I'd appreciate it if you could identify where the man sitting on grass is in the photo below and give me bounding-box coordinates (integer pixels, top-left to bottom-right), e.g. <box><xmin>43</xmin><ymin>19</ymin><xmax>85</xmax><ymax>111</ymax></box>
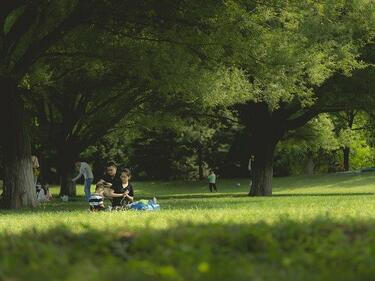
<box><xmin>96</xmin><ymin>161</ymin><xmax>124</xmax><ymax>206</ymax></box>
<box><xmin>96</xmin><ymin>162</ymin><xmax>134</xmax><ymax>208</ymax></box>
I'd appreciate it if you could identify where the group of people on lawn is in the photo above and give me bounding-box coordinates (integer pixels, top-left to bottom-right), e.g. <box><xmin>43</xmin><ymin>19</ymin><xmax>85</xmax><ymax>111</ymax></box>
<box><xmin>33</xmin><ymin>155</ymin><xmax>221</xmax><ymax>210</ymax></box>
<box><xmin>72</xmin><ymin>161</ymin><xmax>134</xmax><ymax>211</ymax></box>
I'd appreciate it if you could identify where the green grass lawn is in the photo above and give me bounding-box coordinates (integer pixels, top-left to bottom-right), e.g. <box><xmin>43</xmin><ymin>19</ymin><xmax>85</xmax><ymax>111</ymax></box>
<box><xmin>1</xmin><ymin>173</ymin><xmax>375</xmax><ymax>281</ymax></box>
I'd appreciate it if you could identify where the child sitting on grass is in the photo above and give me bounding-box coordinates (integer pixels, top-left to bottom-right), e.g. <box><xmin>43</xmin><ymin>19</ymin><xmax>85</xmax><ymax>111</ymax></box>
<box><xmin>36</xmin><ymin>183</ymin><xmax>52</xmax><ymax>202</ymax></box>
<box><xmin>88</xmin><ymin>184</ymin><xmax>106</xmax><ymax>211</ymax></box>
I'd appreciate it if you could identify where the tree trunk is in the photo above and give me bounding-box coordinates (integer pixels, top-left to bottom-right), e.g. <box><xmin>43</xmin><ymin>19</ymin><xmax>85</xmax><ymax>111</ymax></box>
<box><xmin>249</xmin><ymin>139</ymin><xmax>276</xmax><ymax>196</ymax></box>
<box><xmin>342</xmin><ymin>111</ymin><xmax>355</xmax><ymax>171</ymax></box>
<box><xmin>57</xmin><ymin>150</ymin><xmax>77</xmax><ymax>196</ymax></box>
<box><xmin>0</xmin><ymin>77</ymin><xmax>37</xmax><ymax>208</ymax></box>
<box><xmin>305</xmin><ymin>154</ymin><xmax>315</xmax><ymax>175</ymax></box>
<box><xmin>60</xmin><ymin>168</ymin><xmax>77</xmax><ymax>197</ymax></box>
<box><xmin>343</xmin><ymin>147</ymin><xmax>350</xmax><ymax>171</ymax></box>
<box><xmin>197</xmin><ymin>146</ymin><xmax>204</xmax><ymax>180</ymax></box>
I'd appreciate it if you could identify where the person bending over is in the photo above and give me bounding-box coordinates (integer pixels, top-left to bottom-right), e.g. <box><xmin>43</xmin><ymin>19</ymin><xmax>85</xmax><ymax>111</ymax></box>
<box><xmin>72</xmin><ymin>161</ymin><xmax>94</xmax><ymax>201</ymax></box>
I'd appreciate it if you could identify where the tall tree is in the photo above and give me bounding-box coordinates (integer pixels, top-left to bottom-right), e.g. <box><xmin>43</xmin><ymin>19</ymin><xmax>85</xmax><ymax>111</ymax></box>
<box><xmin>331</xmin><ymin>110</ymin><xmax>358</xmax><ymax>171</ymax></box>
<box><xmin>193</xmin><ymin>0</ymin><xmax>375</xmax><ymax>195</ymax></box>
<box><xmin>276</xmin><ymin>114</ymin><xmax>339</xmax><ymax>175</ymax></box>
<box><xmin>29</xmin><ymin>58</ymin><xmax>152</xmax><ymax>195</ymax></box>
<box><xmin>0</xmin><ymin>1</ymin><xmax>94</xmax><ymax>208</ymax></box>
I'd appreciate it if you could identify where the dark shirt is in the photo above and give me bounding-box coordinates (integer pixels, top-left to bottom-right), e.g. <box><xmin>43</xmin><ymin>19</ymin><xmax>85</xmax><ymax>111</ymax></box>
<box><xmin>102</xmin><ymin>173</ymin><xmax>122</xmax><ymax>189</ymax></box>
<box><xmin>111</xmin><ymin>182</ymin><xmax>134</xmax><ymax>207</ymax></box>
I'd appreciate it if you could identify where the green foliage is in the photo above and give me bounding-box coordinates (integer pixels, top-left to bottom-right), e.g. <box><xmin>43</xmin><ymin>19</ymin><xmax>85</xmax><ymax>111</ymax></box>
<box><xmin>331</xmin><ymin>111</ymin><xmax>375</xmax><ymax>170</ymax></box>
<box><xmin>275</xmin><ymin>114</ymin><xmax>339</xmax><ymax>175</ymax></box>
<box><xmin>346</xmin><ymin>142</ymin><xmax>375</xmax><ymax>169</ymax></box>
<box><xmin>274</xmin><ymin>110</ymin><xmax>375</xmax><ymax>175</ymax></box>
<box><xmin>197</xmin><ymin>0</ymin><xmax>375</xmax><ymax>109</ymax></box>
<box><xmin>296</xmin><ymin>114</ymin><xmax>339</xmax><ymax>153</ymax></box>
<box><xmin>110</xmin><ymin>111</ymin><xmax>246</xmax><ymax>180</ymax></box>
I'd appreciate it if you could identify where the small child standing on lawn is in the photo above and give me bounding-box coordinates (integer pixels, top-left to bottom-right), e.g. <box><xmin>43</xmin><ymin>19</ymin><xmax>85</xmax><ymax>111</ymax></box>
<box><xmin>208</xmin><ymin>170</ymin><xmax>217</xmax><ymax>192</ymax></box>
<box><xmin>88</xmin><ymin>184</ymin><xmax>105</xmax><ymax>211</ymax></box>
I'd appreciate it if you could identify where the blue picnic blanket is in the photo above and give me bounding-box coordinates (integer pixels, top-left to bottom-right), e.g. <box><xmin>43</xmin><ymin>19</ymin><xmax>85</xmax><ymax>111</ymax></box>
<box><xmin>128</xmin><ymin>199</ymin><xmax>160</xmax><ymax>211</ymax></box>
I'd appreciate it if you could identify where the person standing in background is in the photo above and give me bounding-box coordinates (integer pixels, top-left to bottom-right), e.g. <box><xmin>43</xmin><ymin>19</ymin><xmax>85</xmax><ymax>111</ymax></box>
<box><xmin>248</xmin><ymin>155</ymin><xmax>254</xmax><ymax>186</ymax></box>
<box><xmin>31</xmin><ymin>155</ymin><xmax>40</xmax><ymax>187</ymax></box>
<box><xmin>208</xmin><ymin>170</ymin><xmax>217</xmax><ymax>192</ymax></box>
<box><xmin>72</xmin><ymin>161</ymin><xmax>94</xmax><ymax>201</ymax></box>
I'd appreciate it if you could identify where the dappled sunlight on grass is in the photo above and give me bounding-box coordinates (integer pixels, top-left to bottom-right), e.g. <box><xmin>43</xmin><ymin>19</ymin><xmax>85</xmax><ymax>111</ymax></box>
<box><xmin>273</xmin><ymin>173</ymin><xmax>375</xmax><ymax>192</ymax></box>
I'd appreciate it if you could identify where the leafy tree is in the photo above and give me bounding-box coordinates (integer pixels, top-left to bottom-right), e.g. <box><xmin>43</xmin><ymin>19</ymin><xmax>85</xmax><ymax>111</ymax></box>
<box><xmin>275</xmin><ymin>114</ymin><xmax>339</xmax><ymax>175</ymax></box>
<box><xmin>333</xmin><ymin>111</ymin><xmax>375</xmax><ymax>170</ymax></box>
<box><xmin>194</xmin><ymin>0</ymin><xmax>375</xmax><ymax>195</ymax></box>
<box><xmin>331</xmin><ymin>111</ymin><xmax>364</xmax><ymax>171</ymax></box>
<box><xmin>0</xmin><ymin>1</ymin><xmax>97</xmax><ymax>208</ymax></box>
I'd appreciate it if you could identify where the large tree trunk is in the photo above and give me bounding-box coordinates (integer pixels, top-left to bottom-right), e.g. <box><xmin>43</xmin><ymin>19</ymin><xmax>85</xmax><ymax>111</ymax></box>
<box><xmin>60</xmin><ymin>167</ymin><xmax>76</xmax><ymax>197</ymax></box>
<box><xmin>249</xmin><ymin>139</ymin><xmax>277</xmax><ymax>196</ymax></box>
<box><xmin>57</xmin><ymin>149</ymin><xmax>77</xmax><ymax>196</ymax></box>
<box><xmin>0</xmin><ymin>78</ymin><xmax>37</xmax><ymax>208</ymax></box>
<box><xmin>241</xmin><ymin>102</ymin><xmax>284</xmax><ymax>197</ymax></box>
<box><xmin>239</xmin><ymin>101</ymin><xmax>315</xmax><ymax>196</ymax></box>
<box><xmin>343</xmin><ymin>147</ymin><xmax>350</xmax><ymax>171</ymax></box>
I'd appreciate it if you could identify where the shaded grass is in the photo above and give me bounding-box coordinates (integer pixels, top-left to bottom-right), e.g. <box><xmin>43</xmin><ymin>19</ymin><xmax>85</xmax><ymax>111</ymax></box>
<box><xmin>1</xmin><ymin>220</ymin><xmax>375</xmax><ymax>281</ymax></box>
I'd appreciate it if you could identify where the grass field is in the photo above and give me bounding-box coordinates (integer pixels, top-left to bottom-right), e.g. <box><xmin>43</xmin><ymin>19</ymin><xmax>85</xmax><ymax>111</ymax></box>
<box><xmin>1</xmin><ymin>173</ymin><xmax>375</xmax><ymax>280</ymax></box>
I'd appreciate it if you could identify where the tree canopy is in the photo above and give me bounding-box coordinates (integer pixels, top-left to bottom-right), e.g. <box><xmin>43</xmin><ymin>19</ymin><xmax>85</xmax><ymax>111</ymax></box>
<box><xmin>1</xmin><ymin>0</ymin><xmax>375</xmax><ymax>207</ymax></box>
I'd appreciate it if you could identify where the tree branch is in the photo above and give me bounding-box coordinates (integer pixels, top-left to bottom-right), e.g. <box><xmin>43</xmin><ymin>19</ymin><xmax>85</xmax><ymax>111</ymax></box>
<box><xmin>0</xmin><ymin>0</ymin><xmax>27</xmax><ymax>25</ymax></box>
<box><xmin>4</xmin><ymin>1</ymin><xmax>40</xmax><ymax>60</ymax></box>
<box><xmin>13</xmin><ymin>1</ymin><xmax>91</xmax><ymax>78</ymax></box>
<box><xmin>76</xmin><ymin>91</ymin><xmax>146</xmax><ymax>149</ymax></box>
<box><xmin>285</xmin><ymin>108</ymin><xmax>320</xmax><ymax>130</ymax></box>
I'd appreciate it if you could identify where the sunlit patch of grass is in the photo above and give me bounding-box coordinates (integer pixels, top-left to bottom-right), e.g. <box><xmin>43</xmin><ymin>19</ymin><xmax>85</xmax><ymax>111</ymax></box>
<box><xmin>0</xmin><ymin>172</ymin><xmax>374</xmax><ymax>234</ymax></box>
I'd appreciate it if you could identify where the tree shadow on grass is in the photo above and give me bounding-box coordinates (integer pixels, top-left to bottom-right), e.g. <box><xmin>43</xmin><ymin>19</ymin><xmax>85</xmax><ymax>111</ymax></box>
<box><xmin>273</xmin><ymin>192</ymin><xmax>375</xmax><ymax>197</ymax></box>
<box><xmin>0</xmin><ymin>198</ymin><xmax>89</xmax><ymax>214</ymax></box>
<box><xmin>157</xmin><ymin>193</ymin><xmax>249</xmax><ymax>200</ymax></box>
<box><xmin>158</xmin><ymin>191</ymin><xmax>375</xmax><ymax>200</ymax></box>
<box><xmin>2</xmin><ymin>219</ymin><xmax>375</xmax><ymax>281</ymax></box>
